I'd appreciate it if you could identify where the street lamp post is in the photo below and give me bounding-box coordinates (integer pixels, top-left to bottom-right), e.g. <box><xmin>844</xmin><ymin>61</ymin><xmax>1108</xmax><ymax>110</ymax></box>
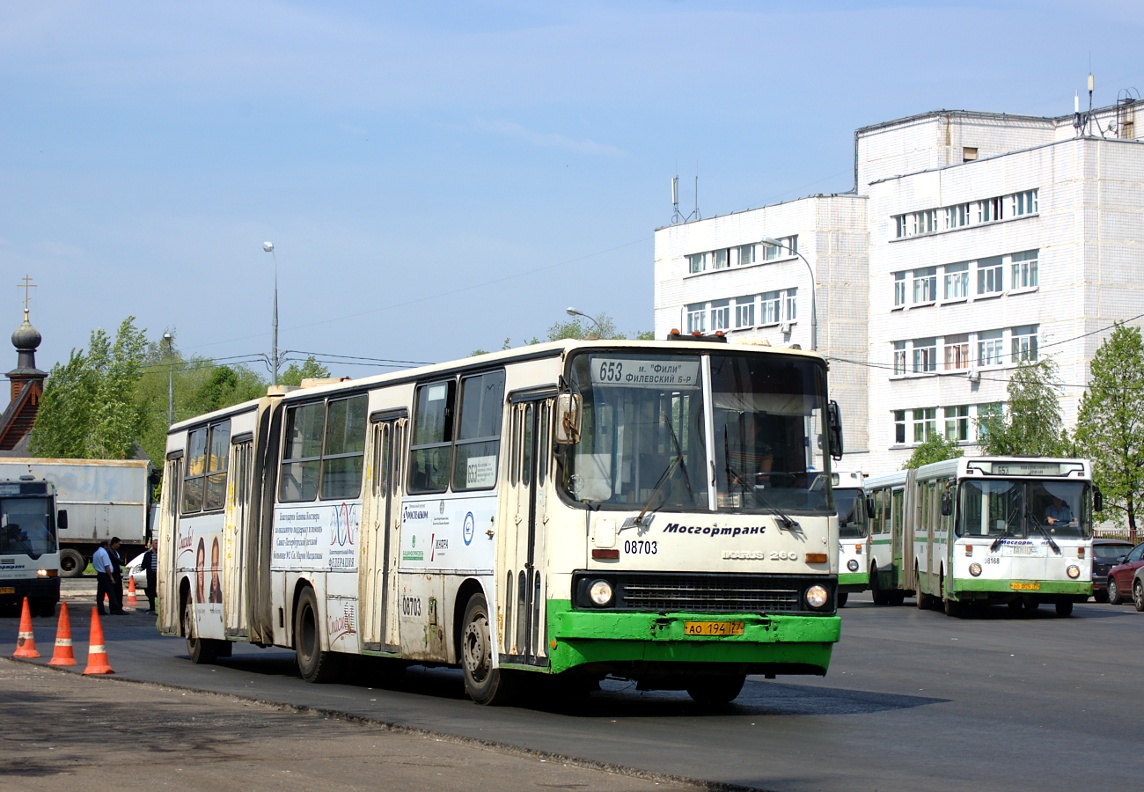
<box><xmin>162</xmin><ymin>332</ymin><xmax>174</xmax><ymax>425</ymax></box>
<box><xmin>760</xmin><ymin>236</ymin><xmax>817</xmax><ymax>352</ymax></box>
<box><xmin>566</xmin><ymin>306</ymin><xmax>604</xmax><ymax>339</ymax></box>
<box><xmin>263</xmin><ymin>242</ymin><xmax>279</xmax><ymax>385</ymax></box>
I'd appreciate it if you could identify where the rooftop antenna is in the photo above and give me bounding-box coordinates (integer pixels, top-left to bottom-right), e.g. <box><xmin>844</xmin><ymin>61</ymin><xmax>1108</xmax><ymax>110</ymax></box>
<box><xmin>669</xmin><ymin>167</ymin><xmax>702</xmax><ymax>225</ymax></box>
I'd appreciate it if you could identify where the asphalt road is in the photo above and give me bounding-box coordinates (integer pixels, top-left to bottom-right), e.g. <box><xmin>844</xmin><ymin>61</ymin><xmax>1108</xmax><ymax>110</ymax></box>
<box><xmin>4</xmin><ymin>579</ymin><xmax>1143</xmax><ymax>792</ymax></box>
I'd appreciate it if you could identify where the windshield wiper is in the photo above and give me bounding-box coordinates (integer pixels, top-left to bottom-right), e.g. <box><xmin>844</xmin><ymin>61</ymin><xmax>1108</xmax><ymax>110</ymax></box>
<box><xmin>990</xmin><ymin>525</ymin><xmax>1014</xmax><ymax>552</ymax></box>
<box><xmin>625</xmin><ymin>419</ymin><xmax>694</xmax><ymax>531</ymax></box>
<box><xmin>1031</xmin><ymin>520</ymin><xmax>1062</xmax><ymax>555</ymax></box>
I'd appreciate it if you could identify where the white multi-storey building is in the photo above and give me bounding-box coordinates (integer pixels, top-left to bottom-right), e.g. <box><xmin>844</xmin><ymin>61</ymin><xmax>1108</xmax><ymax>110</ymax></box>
<box><xmin>654</xmin><ymin>99</ymin><xmax>1144</xmax><ymax>472</ymax></box>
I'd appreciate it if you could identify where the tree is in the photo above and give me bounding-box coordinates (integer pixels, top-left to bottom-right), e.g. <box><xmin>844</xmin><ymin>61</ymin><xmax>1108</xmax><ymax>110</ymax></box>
<box><xmin>903</xmin><ymin>432</ymin><xmax>964</xmax><ymax>469</ymax></box>
<box><xmin>977</xmin><ymin>357</ymin><xmax>1069</xmax><ymax>456</ymax></box>
<box><xmin>280</xmin><ymin>356</ymin><xmax>331</xmax><ymax>387</ymax></box>
<box><xmin>30</xmin><ymin>317</ymin><xmax>149</xmax><ymax>459</ymax></box>
<box><xmin>1075</xmin><ymin>324</ymin><xmax>1144</xmax><ymax>542</ymax></box>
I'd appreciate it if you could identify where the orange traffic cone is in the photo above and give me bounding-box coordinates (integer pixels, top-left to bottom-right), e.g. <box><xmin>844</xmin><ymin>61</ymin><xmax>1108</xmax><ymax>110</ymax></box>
<box><xmin>126</xmin><ymin>575</ymin><xmax>138</xmax><ymax>606</ymax></box>
<box><xmin>12</xmin><ymin>597</ymin><xmax>40</xmax><ymax>659</ymax></box>
<box><xmin>48</xmin><ymin>602</ymin><xmax>77</xmax><ymax>667</ymax></box>
<box><xmin>82</xmin><ymin>607</ymin><xmax>114</xmax><ymax>675</ymax></box>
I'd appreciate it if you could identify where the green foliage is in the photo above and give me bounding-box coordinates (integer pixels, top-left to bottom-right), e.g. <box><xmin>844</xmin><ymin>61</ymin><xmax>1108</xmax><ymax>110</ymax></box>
<box><xmin>903</xmin><ymin>432</ymin><xmax>964</xmax><ymax>470</ymax></box>
<box><xmin>279</xmin><ymin>356</ymin><xmax>331</xmax><ymax>387</ymax></box>
<box><xmin>547</xmin><ymin>312</ymin><xmax>620</xmax><ymax>341</ymax></box>
<box><xmin>1075</xmin><ymin>324</ymin><xmax>1144</xmax><ymax>541</ymax></box>
<box><xmin>30</xmin><ymin>317</ymin><xmax>149</xmax><ymax>459</ymax></box>
<box><xmin>977</xmin><ymin>357</ymin><xmax>1069</xmax><ymax>456</ymax></box>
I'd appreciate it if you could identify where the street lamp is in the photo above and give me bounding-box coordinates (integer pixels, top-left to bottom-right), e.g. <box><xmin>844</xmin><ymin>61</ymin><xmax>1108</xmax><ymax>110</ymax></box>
<box><xmin>760</xmin><ymin>236</ymin><xmax>817</xmax><ymax>352</ymax></box>
<box><xmin>566</xmin><ymin>306</ymin><xmax>604</xmax><ymax>339</ymax></box>
<box><xmin>263</xmin><ymin>241</ymin><xmax>279</xmax><ymax>385</ymax></box>
<box><xmin>162</xmin><ymin>332</ymin><xmax>174</xmax><ymax>425</ymax></box>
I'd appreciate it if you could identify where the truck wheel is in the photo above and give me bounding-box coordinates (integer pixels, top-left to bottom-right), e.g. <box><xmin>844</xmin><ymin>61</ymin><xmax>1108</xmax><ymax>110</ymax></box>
<box><xmin>59</xmin><ymin>549</ymin><xmax>86</xmax><ymax>578</ymax></box>
<box><xmin>460</xmin><ymin>593</ymin><xmax>514</xmax><ymax>705</ymax></box>
<box><xmin>185</xmin><ymin>599</ymin><xmax>219</xmax><ymax>664</ymax></box>
<box><xmin>295</xmin><ymin>587</ymin><xmax>343</xmax><ymax>683</ymax></box>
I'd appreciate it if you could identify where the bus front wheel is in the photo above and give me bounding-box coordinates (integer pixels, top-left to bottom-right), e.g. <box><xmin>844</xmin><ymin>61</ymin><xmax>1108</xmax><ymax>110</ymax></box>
<box><xmin>687</xmin><ymin>673</ymin><xmax>746</xmax><ymax>706</ymax></box>
<box><xmin>294</xmin><ymin>587</ymin><xmax>343</xmax><ymax>683</ymax></box>
<box><xmin>460</xmin><ymin>593</ymin><xmax>513</xmax><ymax>705</ymax></box>
<box><xmin>185</xmin><ymin>599</ymin><xmax>219</xmax><ymax>664</ymax></box>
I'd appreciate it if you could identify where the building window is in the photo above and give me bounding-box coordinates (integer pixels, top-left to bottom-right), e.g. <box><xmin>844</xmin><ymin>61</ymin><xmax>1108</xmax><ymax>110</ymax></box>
<box><xmin>976</xmin><ymin>402</ymin><xmax>1003</xmax><ymax>440</ymax></box>
<box><xmin>783</xmin><ymin>289</ymin><xmax>798</xmax><ymax>322</ymax></box>
<box><xmin>734</xmin><ymin>296</ymin><xmax>755</xmax><ymax>329</ymax></box>
<box><xmin>913</xmin><ymin>268</ymin><xmax>937</xmax><ymax>304</ymax></box>
<box><xmin>977</xmin><ymin>256</ymin><xmax>1004</xmax><ymax>295</ymax></box>
<box><xmin>944</xmin><ymin>263</ymin><xmax>969</xmax><ymax>300</ymax></box>
<box><xmin>914</xmin><ymin>210</ymin><xmax>937</xmax><ymax>235</ymax></box>
<box><xmin>912</xmin><ymin>338</ymin><xmax>937</xmax><ymax>374</ymax></box>
<box><xmin>945</xmin><ymin>405</ymin><xmax>969</xmax><ymax>442</ymax></box>
<box><xmin>1011</xmin><ymin>250</ymin><xmax>1038</xmax><ymax>289</ymax></box>
<box><xmin>894</xmin><ymin>272</ymin><xmax>906</xmax><ymax>307</ymax></box>
<box><xmin>1011</xmin><ymin>189</ymin><xmax>1039</xmax><ymax>217</ymax></box>
<box><xmin>963</xmin><ymin>147</ymin><xmax>978</xmax><ymax>162</ymax></box>
<box><xmin>893</xmin><ymin>341</ymin><xmax>906</xmax><ymax>375</ymax></box>
<box><xmin>912</xmin><ymin>408</ymin><xmax>937</xmax><ymax>443</ymax></box>
<box><xmin>978</xmin><ymin>330</ymin><xmax>1004</xmax><ymax>367</ymax></box>
<box><xmin>760</xmin><ymin>291</ymin><xmax>781</xmax><ymax>325</ymax></box>
<box><xmin>894</xmin><ymin>410</ymin><xmax>906</xmax><ymax>444</ymax></box>
<box><xmin>1012</xmin><ymin>324</ymin><xmax>1038</xmax><ymax>363</ymax></box>
<box><xmin>944</xmin><ymin>334</ymin><xmax>970</xmax><ymax>370</ymax></box>
<box><xmin>687</xmin><ymin>253</ymin><xmax>705</xmax><ymax>274</ymax></box>
<box><xmin>945</xmin><ymin>204</ymin><xmax>970</xmax><ymax>229</ymax></box>
<box><xmin>761</xmin><ymin>235</ymin><xmax>797</xmax><ymax>260</ymax></box>
<box><xmin>977</xmin><ymin>196</ymin><xmax>1004</xmax><ymax>223</ymax></box>
<box><xmin>737</xmin><ymin>244</ymin><xmax>756</xmax><ymax>267</ymax></box>
<box><xmin>894</xmin><ymin>215</ymin><xmax>908</xmax><ymax>239</ymax></box>
<box><xmin>711</xmin><ymin>249</ymin><xmax>729</xmax><ymax>270</ymax></box>
<box><xmin>711</xmin><ymin>300</ymin><xmax>730</xmax><ymax>332</ymax></box>
<box><xmin>686</xmin><ymin>303</ymin><xmax>706</xmax><ymax>334</ymax></box>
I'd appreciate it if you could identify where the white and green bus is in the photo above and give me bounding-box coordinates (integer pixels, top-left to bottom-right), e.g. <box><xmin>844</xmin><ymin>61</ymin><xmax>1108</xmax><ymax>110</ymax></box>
<box><xmin>865</xmin><ymin>456</ymin><xmax>1098</xmax><ymax>617</ymax></box>
<box><xmin>157</xmin><ymin>337</ymin><xmax>844</xmax><ymax>704</ymax></box>
<box><xmin>834</xmin><ymin>469</ymin><xmax>875</xmax><ymax>607</ymax></box>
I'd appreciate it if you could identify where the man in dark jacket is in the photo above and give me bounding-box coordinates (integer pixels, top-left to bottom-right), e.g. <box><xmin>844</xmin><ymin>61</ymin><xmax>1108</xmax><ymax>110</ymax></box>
<box><xmin>141</xmin><ymin>538</ymin><xmax>158</xmax><ymax>613</ymax></box>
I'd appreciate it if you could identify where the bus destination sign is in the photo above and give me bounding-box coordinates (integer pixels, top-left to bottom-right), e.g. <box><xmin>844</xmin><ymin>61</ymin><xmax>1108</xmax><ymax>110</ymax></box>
<box><xmin>590</xmin><ymin>357</ymin><xmax>700</xmax><ymax>389</ymax></box>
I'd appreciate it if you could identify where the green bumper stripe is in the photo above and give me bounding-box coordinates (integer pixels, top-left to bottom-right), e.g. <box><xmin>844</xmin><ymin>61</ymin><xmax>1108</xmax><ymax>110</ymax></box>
<box><xmin>838</xmin><ymin>572</ymin><xmax>868</xmax><ymax>587</ymax></box>
<box><xmin>544</xmin><ymin>600</ymin><xmax>840</xmax><ymax>675</ymax></box>
<box><xmin>953</xmin><ymin>579</ymin><xmax>1092</xmax><ymax>595</ymax></box>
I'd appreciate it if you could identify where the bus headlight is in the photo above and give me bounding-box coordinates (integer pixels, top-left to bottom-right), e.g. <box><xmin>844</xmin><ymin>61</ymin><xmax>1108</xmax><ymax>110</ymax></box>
<box><xmin>969</xmin><ymin>563</ymin><xmax>982</xmax><ymax>577</ymax></box>
<box><xmin>1067</xmin><ymin>565</ymin><xmax>1080</xmax><ymax>580</ymax></box>
<box><xmin>588</xmin><ymin>579</ymin><xmax>614</xmax><ymax>606</ymax></box>
<box><xmin>806</xmin><ymin>585</ymin><xmax>829</xmax><ymax>609</ymax></box>
<box><xmin>847</xmin><ymin>560</ymin><xmax>859</xmax><ymax>572</ymax></box>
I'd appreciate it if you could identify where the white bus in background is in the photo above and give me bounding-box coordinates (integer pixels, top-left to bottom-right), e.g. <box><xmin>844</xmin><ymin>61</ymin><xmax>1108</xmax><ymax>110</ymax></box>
<box><xmin>865</xmin><ymin>457</ymin><xmax>1098</xmax><ymax>617</ymax></box>
<box><xmin>156</xmin><ymin>337</ymin><xmax>846</xmax><ymax>705</ymax></box>
<box><xmin>834</xmin><ymin>469</ymin><xmax>874</xmax><ymax>607</ymax></box>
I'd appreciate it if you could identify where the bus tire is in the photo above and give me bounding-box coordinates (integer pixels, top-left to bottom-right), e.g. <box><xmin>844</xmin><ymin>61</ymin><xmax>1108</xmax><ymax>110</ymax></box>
<box><xmin>888</xmin><ymin>591</ymin><xmax>906</xmax><ymax>606</ymax></box>
<box><xmin>870</xmin><ymin>565</ymin><xmax>890</xmax><ymax>606</ymax></box>
<box><xmin>185</xmin><ymin>599</ymin><xmax>219</xmax><ymax>665</ymax></box>
<box><xmin>837</xmin><ymin>592</ymin><xmax>849</xmax><ymax>608</ymax></box>
<box><xmin>294</xmin><ymin>587</ymin><xmax>343</xmax><ymax>683</ymax></box>
<box><xmin>941</xmin><ymin>573</ymin><xmax>961</xmax><ymax>617</ymax></box>
<box><xmin>59</xmin><ymin>549</ymin><xmax>86</xmax><ymax>578</ymax></box>
<box><xmin>915</xmin><ymin>565</ymin><xmax>932</xmax><ymax>610</ymax></box>
<box><xmin>1056</xmin><ymin>600</ymin><xmax>1075</xmax><ymax>617</ymax></box>
<box><xmin>687</xmin><ymin>673</ymin><xmax>746</xmax><ymax>706</ymax></box>
<box><xmin>1108</xmin><ymin>578</ymin><xmax>1123</xmax><ymax>605</ymax></box>
<box><xmin>460</xmin><ymin>592</ymin><xmax>513</xmax><ymax>705</ymax></box>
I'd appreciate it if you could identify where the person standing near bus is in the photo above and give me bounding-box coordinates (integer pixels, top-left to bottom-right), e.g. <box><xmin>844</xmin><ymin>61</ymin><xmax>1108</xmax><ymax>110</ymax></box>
<box><xmin>92</xmin><ymin>540</ymin><xmax>117</xmax><ymax>616</ymax></box>
<box><xmin>108</xmin><ymin>536</ymin><xmax>126</xmax><ymax>614</ymax></box>
<box><xmin>141</xmin><ymin>538</ymin><xmax>159</xmax><ymax>613</ymax></box>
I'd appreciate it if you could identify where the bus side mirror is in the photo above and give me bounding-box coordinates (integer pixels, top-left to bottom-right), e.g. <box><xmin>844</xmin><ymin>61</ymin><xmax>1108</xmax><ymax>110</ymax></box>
<box><xmin>554</xmin><ymin>393</ymin><xmax>582</xmax><ymax>444</ymax></box>
<box><xmin>827</xmin><ymin>400</ymin><xmax>843</xmax><ymax>461</ymax></box>
<box><xmin>1094</xmin><ymin>487</ymin><xmax>1103</xmax><ymax>513</ymax></box>
<box><xmin>940</xmin><ymin>491</ymin><xmax>953</xmax><ymax>517</ymax></box>
<box><xmin>56</xmin><ymin>510</ymin><xmax>68</xmax><ymax>531</ymax></box>
<box><xmin>866</xmin><ymin>495</ymin><xmax>876</xmax><ymax>520</ymax></box>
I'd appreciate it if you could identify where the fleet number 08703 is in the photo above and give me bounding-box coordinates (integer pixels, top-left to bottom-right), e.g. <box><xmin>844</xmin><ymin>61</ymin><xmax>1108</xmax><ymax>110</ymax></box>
<box><xmin>624</xmin><ymin>540</ymin><xmax>658</xmax><ymax>555</ymax></box>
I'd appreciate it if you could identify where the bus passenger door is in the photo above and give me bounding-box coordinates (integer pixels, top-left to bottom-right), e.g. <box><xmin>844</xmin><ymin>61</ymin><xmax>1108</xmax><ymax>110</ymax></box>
<box><xmin>500</xmin><ymin>396</ymin><xmax>551</xmax><ymax>667</ymax></box>
<box><xmin>223</xmin><ymin>438</ymin><xmax>253</xmax><ymax>638</ymax></box>
<box><xmin>362</xmin><ymin>414</ymin><xmax>404</xmax><ymax>651</ymax></box>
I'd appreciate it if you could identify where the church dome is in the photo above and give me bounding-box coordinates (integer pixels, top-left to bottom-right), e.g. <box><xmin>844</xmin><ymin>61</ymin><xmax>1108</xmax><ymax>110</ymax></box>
<box><xmin>11</xmin><ymin>314</ymin><xmax>41</xmax><ymax>351</ymax></box>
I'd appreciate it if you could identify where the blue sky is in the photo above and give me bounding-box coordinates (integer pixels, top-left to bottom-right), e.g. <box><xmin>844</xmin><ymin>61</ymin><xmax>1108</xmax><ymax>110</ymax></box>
<box><xmin>3</xmin><ymin>1</ymin><xmax>1144</xmax><ymax>380</ymax></box>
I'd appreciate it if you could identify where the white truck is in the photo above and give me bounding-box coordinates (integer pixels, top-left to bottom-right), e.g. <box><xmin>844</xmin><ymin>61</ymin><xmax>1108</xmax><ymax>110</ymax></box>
<box><xmin>0</xmin><ymin>458</ymin><xmax>155</xmax><ymax>577</ymax></box>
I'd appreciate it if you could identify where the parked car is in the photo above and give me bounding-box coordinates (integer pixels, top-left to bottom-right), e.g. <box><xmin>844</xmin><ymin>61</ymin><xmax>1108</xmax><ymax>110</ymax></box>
<box><xmin>1107</xmin><ymin>541</ymin><xmax>1144</xmax><ymax>605</ymax></box>
<box><xmin>1134</xmin><ymin>567</ymin><xmax>1144</xmax><ymax>612</ymax></box>
<box><xmin>126</xmin><ymin>552</ymin><xmax>148</xmax><ymax>591</ymax></box>
<box><xmin>1093</xmin><ymin>538</ymin><xmax>1135</xmax><ymax>602</ymax></box>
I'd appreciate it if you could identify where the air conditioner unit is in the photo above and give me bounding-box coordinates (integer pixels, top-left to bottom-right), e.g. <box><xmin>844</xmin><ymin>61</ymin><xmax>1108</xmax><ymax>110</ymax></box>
<box><xmin>967</xmin><ymin>366</ymin><xmax>980</xmax><ymax>383</ymax></box>
<box><xmin>780</xmin><ymin>322</ymin><xmax>791</xmax><ymax>334</ymax></box>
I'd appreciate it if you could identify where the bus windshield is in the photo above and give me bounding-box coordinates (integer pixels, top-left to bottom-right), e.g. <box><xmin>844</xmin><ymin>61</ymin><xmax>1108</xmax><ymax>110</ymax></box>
<box><xmin>562</xmin><ymin>349</ymin><xmax>831</xmax><ymax>514</ymax></box>
<box><xmin>835</xmin><ymin>489</ymin><xmax>869</xmax><ymax>538</ymax></box>
<box><xmin>0</xmin><ymin>497</ymin><xmax>56</xmax><ymax>560</ymax></box>
<box><xmin>956</xmin><ymin>479</ymin><xmax>1092</xmax><ymax>539</ymax></box>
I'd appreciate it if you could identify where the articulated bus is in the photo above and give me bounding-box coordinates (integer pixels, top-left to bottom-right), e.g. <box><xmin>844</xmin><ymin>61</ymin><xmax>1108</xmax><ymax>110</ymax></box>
<box><xmin>865</xmin><ymin>456</ymin><xmax>1098</xmax><ymax>617</ymax></box>
<box><xmin>156</xmin><ymin>337</ymin><xmax>844</xmax><ymax>705</ymax></box>
<box><xmin>834</xmin><ymin>469</ymin><xmax>876</xmax><ymax>607</ymax></box>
